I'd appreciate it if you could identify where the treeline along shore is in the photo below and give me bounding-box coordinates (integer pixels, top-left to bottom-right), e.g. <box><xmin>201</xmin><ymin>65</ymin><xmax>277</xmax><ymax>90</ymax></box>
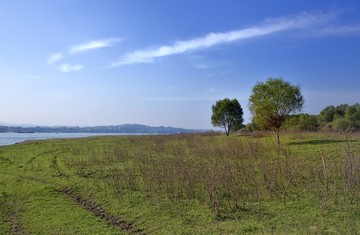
<box><xmin>0</xmin><ymin>124</ymin><xmax>203</xmax><ymax>134</ymax></box>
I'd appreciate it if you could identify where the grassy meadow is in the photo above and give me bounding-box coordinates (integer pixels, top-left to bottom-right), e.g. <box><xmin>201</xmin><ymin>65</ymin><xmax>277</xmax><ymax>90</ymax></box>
<box><xmin>1</xmin><ymin>131</ymin><xmax>360</xmax><ymax>234</ymax></box>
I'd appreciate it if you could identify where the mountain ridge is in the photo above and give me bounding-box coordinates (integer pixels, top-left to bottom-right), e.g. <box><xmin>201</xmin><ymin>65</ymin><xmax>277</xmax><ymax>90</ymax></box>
<box><xmin>0</xmin><ymin>124</ymin><xmax>206</xmax><ymax>134</ymax></box>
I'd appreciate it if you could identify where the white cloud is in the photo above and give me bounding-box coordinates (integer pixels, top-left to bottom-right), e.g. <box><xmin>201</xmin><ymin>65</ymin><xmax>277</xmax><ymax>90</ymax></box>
<box><xmin>58</xmin><ymin>64</ymin><xmax>83</xmax><ymax>72</ymax></box>
<box><xmin>110</xmin><ymin>11</ymin><xmax>334</xmax><ymax>67</ymax></box>
<box><xmin>319</xmin><ymin>24</ymin><xmax>360</xmax><ymax>35</ymax></box>
<box><xmin>47</xmin><ymin>37</ymin><xmax>121</xmax><ymax>71</ymax></box>
<box><xmin>69</xmin><ymin>38</ymin><xmax>121</xmax><ymax>54</ymax></box>
<box><xmin>47</xmin><ymin>52</ymin><xmax>64</xmax><ymax>64</ymax></box>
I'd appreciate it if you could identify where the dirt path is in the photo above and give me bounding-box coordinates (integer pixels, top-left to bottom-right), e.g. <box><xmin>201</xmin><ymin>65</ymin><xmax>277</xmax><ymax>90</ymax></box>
<box><xmin>61</xmin><ymin>188</ymin><xmax>146</xmax><ymax>234</ymax></box>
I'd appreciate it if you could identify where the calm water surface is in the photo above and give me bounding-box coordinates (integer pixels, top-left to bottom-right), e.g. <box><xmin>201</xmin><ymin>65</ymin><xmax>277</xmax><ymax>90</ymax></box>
<box><xmin>0</xmin><ymin>133</ymin><xmax>133</xmax><ymax>146</ymax></box>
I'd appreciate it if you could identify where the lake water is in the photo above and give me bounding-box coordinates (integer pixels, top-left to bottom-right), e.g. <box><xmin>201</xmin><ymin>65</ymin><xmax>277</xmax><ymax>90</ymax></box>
<box><xmin>0</xmin><ymin>133</ymin><xmax>135</xmax><ymax>146</ymax></box>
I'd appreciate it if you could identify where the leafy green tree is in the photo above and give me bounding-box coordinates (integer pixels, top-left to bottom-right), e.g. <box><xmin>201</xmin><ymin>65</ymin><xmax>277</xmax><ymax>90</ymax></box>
<box><xmin>344</xmin><ymin>103</ymin><xmax>360</xmax><ymax>130</ymax></box>
<box><xmin>332</xmin><ymin>117</ymin><xmax>350</xmax><ymax>131</ymax></box>
<box><xmin>245</xmin><ymin>122</ymin><xmax>260</xmax><ymax>132</ymax></box>
<box><xmin>319</xmin><ymin>105</ymin><xmax>336</xmax><ymax>127</ymax></box>
<box><xmin>283</xmin><ymin>114</ymin><xmax>319</xmax><ymax>131</ymax></box>
<box><xmin>319</xmin><ymin>103</ymin><xmax>360</xmax><ymax>131</ymax></box>
<box><xmin>211</xmin><ymin>98</ymin><xmax>244</xmax><ymax>136</ymax></box>
<box><xmin>298</xmin><ymin>114</ymin><xmax>319</xmax><ymax>131</ymax></box>
<box><xmin>334</xmin><ymin>104</ymin><xmax>348</xmax><ymax>119</ymax></box>
<box><xmin>249</xmin><ymin>77</ymin><xmax>304</xmax><ymax>147</ymax></box>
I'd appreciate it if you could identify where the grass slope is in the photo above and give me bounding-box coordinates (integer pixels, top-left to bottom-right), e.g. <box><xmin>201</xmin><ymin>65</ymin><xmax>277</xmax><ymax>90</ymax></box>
<box><xmin>0</xmin><ymin>132</ymin><xmax>360</xmax><ymax>234</ymax></box>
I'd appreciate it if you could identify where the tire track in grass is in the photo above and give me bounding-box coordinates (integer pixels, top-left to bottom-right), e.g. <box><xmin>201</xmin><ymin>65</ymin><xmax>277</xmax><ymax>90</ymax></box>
<box><xmin>8</xmin><ymin>202</ymin><xmax>23</xmax><ymax>235</ymax></box>
<box><xmin>3</xmin><ymin>172</ymin><xmax>145</xmax><ymax>234</ymax></box>
<box><xmin>0</xmin><ymin>179</ymin><xmax>25</xmax><ymax>235</ymax></box>
<box><xmin>1</xmin><ymin>199</ymin><xmax>23</xmax><ymax>235</ymax></box>
<box><xmin>60</xmin><ymin>188</ymin><xmax>146</xmax><ymax>235</ymax></box>
<box><xmin>26</xmin><ymin>148</ymin><xmax>70</xmax><ymax>165</ymax></box>
<box><xmin>3</xmin><ymin>147</ymin><xmax>145</xmax><ymax>234</ymax></box>
<box><xmin>52</xmin><ymin>151</ymin><xmax>145</xmax><ymax>234</ymax></box>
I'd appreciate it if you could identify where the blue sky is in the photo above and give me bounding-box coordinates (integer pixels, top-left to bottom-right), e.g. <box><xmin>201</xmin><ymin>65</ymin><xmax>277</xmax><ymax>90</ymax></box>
<box><xmin>1</xmin><ymin>0</ymin><xmax>360</xmax><ymax>129</ymax></box>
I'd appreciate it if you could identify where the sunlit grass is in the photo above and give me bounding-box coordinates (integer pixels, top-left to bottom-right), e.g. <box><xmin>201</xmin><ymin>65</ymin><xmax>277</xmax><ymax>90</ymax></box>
<box><xmin>1</xmin><ymin>132</ymin><xmax>360</xmax><ymax>234</ymax></box>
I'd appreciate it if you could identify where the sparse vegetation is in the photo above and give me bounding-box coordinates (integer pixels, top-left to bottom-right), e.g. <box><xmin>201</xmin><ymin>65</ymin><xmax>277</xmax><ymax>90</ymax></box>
<box><xmin>1</xmin><ymin>132</ymin><xmax>360</xmax><ymax>234</ymax></box>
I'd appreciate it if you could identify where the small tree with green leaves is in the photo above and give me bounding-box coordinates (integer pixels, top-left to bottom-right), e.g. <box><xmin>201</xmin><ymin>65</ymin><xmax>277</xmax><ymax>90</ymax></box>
<box><xmin>249</xmin><ymin>77</ymin><xmax>304</xmax><ymax>147</ymax></box>
<box><xmin>211</xmin><ymin>98</ymin><xmax>244</xmax><ymax>136</ymax></box>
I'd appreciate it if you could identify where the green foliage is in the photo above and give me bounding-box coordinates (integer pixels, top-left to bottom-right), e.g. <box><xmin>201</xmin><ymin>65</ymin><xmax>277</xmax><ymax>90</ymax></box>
<box><xmin>245</xmin><ymin>122</ymin><xmax>260</xmax><ymax>132</ymax></box>
<box><xmin>298</xmin><ymin>114</ymin><xmax>318</xmax><ymax>131</ymax></box>
<box><xmin>318</xmin><ymin>103</ymin><xmax>360</xmax><ymax>131</ymax></box>
<box><xmin>283</xmin><ymin>114</ymin><xmax>319</xmax><ymax>131</ymax></box>
<box><xmin>332</xmin><ymin>117</ymin><xmax>350</xmax><ymax>131</ymax></box>
<box><xmin>319</xmin><ymin>105</ymin><xmax>336</xmax><ymax>124</ymax></box>
<box><xmin>211</xmin><ymin>98</ymin><xmax>244</xmax><ymax>136</ymax></box>
<box><xmin>271</xmin><ymin>103</ymin><xmax>360</xmax><ymax>132</ymax></box>
<box><xmin>249</xmin><ymin>77</ymin><xmax>304</xmax><ymax>145</ymax></box>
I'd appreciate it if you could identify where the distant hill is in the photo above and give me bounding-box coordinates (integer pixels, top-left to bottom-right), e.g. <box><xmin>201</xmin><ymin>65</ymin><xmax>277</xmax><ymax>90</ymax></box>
<box><xmin>0</xmin><ymin>124</ymin><xmax>205</xmax><ymax>134</ymax></box>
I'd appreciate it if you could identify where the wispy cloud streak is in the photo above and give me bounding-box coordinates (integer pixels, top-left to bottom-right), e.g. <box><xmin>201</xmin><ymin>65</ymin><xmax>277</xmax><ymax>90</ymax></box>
<box><xmin>110</xmin><ymin>11</ymin><xmax>334</xmax><ymax>67</ymax></box>
<box><xmin>47</xmin><ymin>52</ymin><xmax>64</xmax><ymax>64</ymax></box>
<box><xmin>70</xmin><ymin>38</ymin><xmax>121</xmax><ymax>54</ymax></box>
<box><xmin>319</xmin><ymin>24</ymin><xmax>360</xmax><ymax>35</ymax></box>
<box><xmin>58</xmin><ymin>64</ymin><xmax>83</xmax><ymax>72</ymax></box>
<box><xmin>47</xmin><ymin>38</ymin><xmax>121</xmax><ymax>72</ymax></box>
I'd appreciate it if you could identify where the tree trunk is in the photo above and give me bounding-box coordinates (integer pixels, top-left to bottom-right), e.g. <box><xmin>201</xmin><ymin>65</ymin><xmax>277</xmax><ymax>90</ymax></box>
<box><xmin>273</xmin><ymin>128</ymin><xmax>281</xmax><ymax>148</ymax></box>
<box><xmin>224</xmin><ymin>126</ymin><xmax>229</xmax><ymax>136</ymax></box>
<box><xmin>225</xmin><ymin>128</ymin><xmax>230</xmax><ymax>137</ymax></box>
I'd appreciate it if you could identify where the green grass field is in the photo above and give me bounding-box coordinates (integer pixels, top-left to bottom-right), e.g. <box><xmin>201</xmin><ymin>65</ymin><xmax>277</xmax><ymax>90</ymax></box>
<box><xmin>1</xmin><ymin>132</ymin><xmax>360</xmax><ymax>234</ymax></box>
